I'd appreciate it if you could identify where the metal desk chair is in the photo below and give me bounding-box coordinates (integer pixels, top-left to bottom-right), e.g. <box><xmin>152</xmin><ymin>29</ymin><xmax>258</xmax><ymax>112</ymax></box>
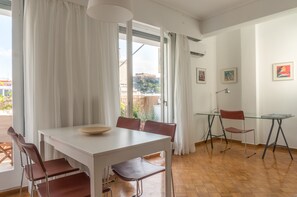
<box><xmin>220</xmin><ymin>110</ymin><xmax>256</xmax><ymax>158</ymax></box>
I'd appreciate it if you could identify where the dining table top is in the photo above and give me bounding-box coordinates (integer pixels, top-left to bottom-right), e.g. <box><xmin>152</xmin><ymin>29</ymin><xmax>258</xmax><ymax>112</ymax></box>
<box><xmin>39</xmin><ymin>124</ymin><xmax>171</xmax><ymax>156</ymax></box>
<box><xmin>39</xmin><ymin>123</ymin><xmax>173</xmax><ymax>197</ymax></box>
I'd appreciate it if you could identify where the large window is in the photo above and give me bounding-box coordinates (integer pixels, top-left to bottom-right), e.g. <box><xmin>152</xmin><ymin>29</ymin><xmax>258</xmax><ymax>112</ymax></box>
<box><xmin>0</xmin><ymin>6</ymin><xmax>13</xmax><ymax>172</ymax></box>
<box><xmin>119</xmin><ymin>22</ymin><xmax>163</xmax><ymax>122</ymax></box>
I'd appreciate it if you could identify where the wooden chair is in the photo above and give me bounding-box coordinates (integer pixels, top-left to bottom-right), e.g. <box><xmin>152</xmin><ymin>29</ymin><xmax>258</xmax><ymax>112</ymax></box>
<box><xmin>116</xmin><ymin>116</ymin><xmax>141</xmax><ymax>130</ymax></box>
<box><xmin>0</xmin><ymin>142</ymin><xmax>12</xmax><ymax>164</ymax></box>
<box><xmin>7</xmin><ymin>127</ymin><xmax>80</xmax><ymax>196</ymax></box>
<box><xmin>220</xmin><ymin>110</ymin><xmax>256</xmax><ymax>158</ymax></box>
<box><xmin>112</xmin><ymin>120</ymin><xmax>176</xmax><ymax>197</ymax></box>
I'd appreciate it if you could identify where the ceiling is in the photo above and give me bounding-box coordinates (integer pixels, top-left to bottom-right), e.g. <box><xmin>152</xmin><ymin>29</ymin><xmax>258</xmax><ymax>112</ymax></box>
<box><xmin>152</xmin><ymin>0</ymin><xmax>259</xmax><ymax>20</ymax></box>
<box><xmin>76</xmin><ymin>0</ymin><xmax>297</xmax><ymax>35</ymax></box>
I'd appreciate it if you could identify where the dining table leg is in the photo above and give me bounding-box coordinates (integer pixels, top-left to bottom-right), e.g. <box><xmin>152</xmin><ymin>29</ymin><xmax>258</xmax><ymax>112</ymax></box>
<box><xmin>165</xmin><ymin>144</ymin><xmax>172</xmax><ymax>197</ymax></box>
<box><xmin>38</xmin><ymin>132</ymin><xmax>45</xmax><ymax>160</ymax></box>
<box><xmin>90</xmin><ymin>158</ymin><xmax>104</xmax><ymax>197</ymax></box>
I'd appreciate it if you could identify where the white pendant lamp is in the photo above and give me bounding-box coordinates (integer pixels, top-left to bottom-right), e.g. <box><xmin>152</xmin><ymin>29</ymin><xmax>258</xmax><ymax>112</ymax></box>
<box><xmin>87</xmin><ymin>0</ymin><xmax>133</xmax><ymax>23</ymax></box>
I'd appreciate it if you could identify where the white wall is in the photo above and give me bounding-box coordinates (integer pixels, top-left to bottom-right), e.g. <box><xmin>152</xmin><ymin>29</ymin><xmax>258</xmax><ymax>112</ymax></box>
<box><xmin>194</xmin><ymin>12</ymin><xmax>297</xmax><ymax>149</ymax></box>
<box><xmin>241</xmin><ymin>25</ymin><xmax>259</xmax><ymax>144</ymax></box>
<box><xmin>215</xmin><ymin>30</ymin><xmax>243</xmax><ymax>142</ymax></box>
<box><xmin>191</xmin><ymin>37</ymin><xmax>217</xmax><ymax>142</ymax></box>
<box><xmin>216</xmin><ymin>30</ymin><xmax>242</xmax><ymax>111</ymax></box>
<box><xmin>257</xmin><ymin>13</ymin><xmax>297</xmax><ymax>148</ymax></box>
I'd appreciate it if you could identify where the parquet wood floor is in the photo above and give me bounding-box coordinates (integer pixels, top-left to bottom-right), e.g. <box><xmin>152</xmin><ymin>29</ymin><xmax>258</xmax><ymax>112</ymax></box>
<box><xmin>4</xmin><ymin>141</ymin><xmax>297</xmax><ymax>197</ymax></box>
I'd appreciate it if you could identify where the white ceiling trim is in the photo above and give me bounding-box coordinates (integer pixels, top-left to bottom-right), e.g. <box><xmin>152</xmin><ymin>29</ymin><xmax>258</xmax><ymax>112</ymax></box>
<box><xmin>201</xmin><ymin>0</ymin><xmax>297</xmax><ymax>35</ymax></box>
<box><xmin>151</xmin><ymin>0</ymin><xmax>259</xmax><ymax>21</ymax></box>
<box><xmin>150</xmin><ymin>0</ymin><xmax>198</xmax><ymax>20</ymax></box>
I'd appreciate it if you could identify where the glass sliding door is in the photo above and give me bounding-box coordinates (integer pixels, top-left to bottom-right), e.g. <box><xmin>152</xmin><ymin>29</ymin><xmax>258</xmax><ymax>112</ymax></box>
<box><xmin>0</xmin><ymin>0</ymin><xmax>24</xmax><ymax>191</ymax></box>
<box><xmin>0</xmin><ymin>6</ymin><xmax>13</xmax><ymax>172</ymax></box>
<box><xmin>119</xmin><ymin>21</ymin><xmax>165</xmax><ymax>122</ymax></box>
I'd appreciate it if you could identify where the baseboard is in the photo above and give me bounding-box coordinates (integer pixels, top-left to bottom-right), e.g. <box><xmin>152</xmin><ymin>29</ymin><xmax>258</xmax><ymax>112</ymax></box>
<box><xmin>200</xmin><ymin>138</ymin><xmax>297</xmax><ymax>153</ymax></box>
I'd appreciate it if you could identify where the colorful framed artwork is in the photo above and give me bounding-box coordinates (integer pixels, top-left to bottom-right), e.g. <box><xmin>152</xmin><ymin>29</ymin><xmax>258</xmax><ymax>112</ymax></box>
<box><xmin>196</xmin><ymin>68</ymin><xmax>206</xmax><ymax>84</ymax></box>
<box><xmin>222</xmin><ymin>68</ymin><xmax>237</xmax><ymax>83</ymax></box>
<box><xmin>272</xmin><ymin>62</ymin><xmax>294</xmax><ymax>81</ymax></box>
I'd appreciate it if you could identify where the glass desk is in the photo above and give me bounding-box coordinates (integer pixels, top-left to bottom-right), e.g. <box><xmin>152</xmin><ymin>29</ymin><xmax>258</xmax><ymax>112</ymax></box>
<box><xmin>196</xmin><ymin>112</ymin><xmax>294</xmax><ymax>159</ymax></box>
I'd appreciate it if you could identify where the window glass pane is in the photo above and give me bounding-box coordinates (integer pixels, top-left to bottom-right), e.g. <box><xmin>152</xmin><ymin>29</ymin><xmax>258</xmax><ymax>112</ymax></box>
<box><xmin>119</xmin><ymin>22</ymin><xmax>161</xmax><ymax>122</ymax></box>
<box><xmin>0</xmin><ymin>13</ymin><xmax>13</xmax><ymax>172</ymax></box>
<box><xmin>132</xmin><ymin>41</ymin><xmax>161</xmax><ymax>121</ymax></box>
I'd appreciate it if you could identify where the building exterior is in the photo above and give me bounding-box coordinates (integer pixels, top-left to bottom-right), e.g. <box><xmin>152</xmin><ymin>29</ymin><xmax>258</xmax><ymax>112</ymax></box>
<box><xmin>0</xmin><ymin>79</ymin><xmax>12</xmax><ymax>97</ymax></box>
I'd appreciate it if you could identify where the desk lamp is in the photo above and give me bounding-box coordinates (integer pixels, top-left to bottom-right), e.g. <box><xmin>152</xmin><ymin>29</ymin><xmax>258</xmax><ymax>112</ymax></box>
<box><xmin>215</xmin><ymin>88</ymin><xmax>230</xmax><ymax>113</ymax></box>
<box><xmin>216</xmin><ymin>88</ymin><xmax>230</xmax><ymax>94</ymax></box>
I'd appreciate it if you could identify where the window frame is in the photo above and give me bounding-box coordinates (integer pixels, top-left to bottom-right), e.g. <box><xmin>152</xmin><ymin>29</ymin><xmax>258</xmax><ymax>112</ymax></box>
<box><xmin>119</xmin><ymin>21</ymin><xmax>167</xmax><ymax>121</ymax></box>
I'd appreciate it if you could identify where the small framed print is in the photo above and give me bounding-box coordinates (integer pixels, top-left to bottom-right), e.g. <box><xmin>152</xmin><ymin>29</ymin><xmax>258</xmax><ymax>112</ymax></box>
<box><xmin>222</xmin><ymin>67</ymin><xmax>237</xmax><ymax>83</ymax></box>
<box><xmin>272</xmin><ymin>62</ymin><xmax>294</xmax><ymax>81</ymax></box>
<box><xmin>196</xmin><ymin>68</ymin><xmax>206</xmax><ymax>84</ymax></box>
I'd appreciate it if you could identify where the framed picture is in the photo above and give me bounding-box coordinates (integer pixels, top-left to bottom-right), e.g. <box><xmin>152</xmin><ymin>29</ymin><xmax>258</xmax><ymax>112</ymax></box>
<box><xmin>272</xmin><ymin>62</ymin><xmax>294</xmax><ymax>81</ymax></box>
<box><xmin>222</xmin><ymin>68</ymin><xmax>237</xmax><ymax>83</ymax></box>
<box><xmin>196</xmin><ymin>68</ymin><xmax>206</xmax><ymax>84</ymax></box>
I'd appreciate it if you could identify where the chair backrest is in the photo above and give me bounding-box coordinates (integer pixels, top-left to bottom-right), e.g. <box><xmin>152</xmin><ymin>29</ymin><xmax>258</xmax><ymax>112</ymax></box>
<box><xmin>17</xmin><ymin>135</ymin><xmax>47</xmax><ymax>176</ymax></box>
<box><xmin>220</xmin><ymin>110</ymin><xmax>245</xmax><ymax>120</ymax></box>
<box><xmin>7</xmin><ymin>127</ymin><xmax>25</xmax><ymax>153</ymax></box>
<box><xmin>143</xmin><ymin>120</ymin><xmax>176</xmax><ymax>142</ymax></box>
<box><xmin>116</xmin><ymin>116</ymin><xmax>141</xmax><ymax>130</ymax></box>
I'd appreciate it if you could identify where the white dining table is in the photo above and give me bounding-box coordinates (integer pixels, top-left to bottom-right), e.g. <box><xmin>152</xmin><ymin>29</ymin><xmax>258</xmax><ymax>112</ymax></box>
<box><xmin>38</xmin><ymin>124</ymin><xmax>172</xmax><ymax>197</ymax></box>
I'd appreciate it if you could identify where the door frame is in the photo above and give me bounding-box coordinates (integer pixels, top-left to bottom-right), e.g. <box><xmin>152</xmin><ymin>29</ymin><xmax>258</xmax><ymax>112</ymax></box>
<box><xmin>122</xmin><ymin>20</ymin><xmax>167</xmax><ymax>122</ymax></box>
<box><xmin>0</xmin><ymin>0</ymin><xmax>25</xmax><ymax>191</ymax></box>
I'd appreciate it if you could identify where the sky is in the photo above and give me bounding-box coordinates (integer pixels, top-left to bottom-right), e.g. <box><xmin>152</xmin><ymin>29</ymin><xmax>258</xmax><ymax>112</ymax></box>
<box><xmin>119</xmin><ymin>39</ymin><xmax>160</xmax><ymax>77</ymax></box>
<box><xmin>0</xmin><ymin>14</ymin><xmax>12</xmax><ymax>80</ymax></box>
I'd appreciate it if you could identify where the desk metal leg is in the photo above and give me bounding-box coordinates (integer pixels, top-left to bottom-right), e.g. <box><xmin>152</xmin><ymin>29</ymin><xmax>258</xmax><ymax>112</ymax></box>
<box><xmin>262</xmin><ymin>119</ymin><xmax>275</xmax><ymax>159</ymax></box>
<box><xmin>272</xmin><ymin>119</ymin><xmax>281</xmax><ymax>152</ymax></box>
<box><xmin>262</xmin><ymin>119</ymin><xmax>293</xmax><ymax>160</ymax></box>
<box><xmin>219</xmin><ymin>116</ymin><xmax>228</xmax><ymax>144</ymax></box>
<box><xmin>205</xmin><ymin>115</ymin><xmax>215</xmax><ymax>149</ymax></box>
<box><xmin>276</xmin><ymin>120</ymin><xmax>293</xmax><ymax>160</ymax></box>
<box><xmin>204</xmin><ymin>115</ymin><xmax>228</xmax><ymax>149</ymax></box>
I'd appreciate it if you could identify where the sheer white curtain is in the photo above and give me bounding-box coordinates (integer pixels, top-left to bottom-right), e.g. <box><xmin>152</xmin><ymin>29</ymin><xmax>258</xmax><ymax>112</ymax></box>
<box><xmin>169</xmin><ymin>33</ymin><xmax>196</xmax><ymax>155</ymax></box>
<box><xmin>23</xmin><ymin>0</ymin><xmax>120</xmax><ymax>145</ymax></box>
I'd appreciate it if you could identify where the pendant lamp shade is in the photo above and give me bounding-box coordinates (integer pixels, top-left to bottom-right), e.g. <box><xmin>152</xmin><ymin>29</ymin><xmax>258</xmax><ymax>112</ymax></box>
<box><xmin>87</xmin><ymin>0</ymin><xmax>133</xmax><ymax>23</ymax></box>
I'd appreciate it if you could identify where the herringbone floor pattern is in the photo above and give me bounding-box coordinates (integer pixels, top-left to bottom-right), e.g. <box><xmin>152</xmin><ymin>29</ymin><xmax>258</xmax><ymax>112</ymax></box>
<box><xmin>4</xmin><ymin>141</ymin><xmax>297</xmax><ymax>197</ymax></box>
